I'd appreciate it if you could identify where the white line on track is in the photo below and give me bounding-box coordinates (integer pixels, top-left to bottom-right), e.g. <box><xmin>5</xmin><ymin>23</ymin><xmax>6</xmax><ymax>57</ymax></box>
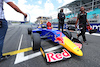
<box><xmin>31</xmin><ymin>41</ymin><xmax>33</xmax><ymax>47</ymax></box>
<box><xmin>18</xmin><ymin>34</ymin><xmax>23</xmax><ymax>50</ymax></box>
<box><xmin>85</xmin><ymin>32</ymin><xmax>100</xmax><ymax>36</ymax></box>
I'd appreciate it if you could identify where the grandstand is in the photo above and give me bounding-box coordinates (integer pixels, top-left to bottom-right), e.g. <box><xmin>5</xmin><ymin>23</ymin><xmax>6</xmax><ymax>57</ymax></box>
<box><xmin>35</xmin><ymin>16</ymin><xmax>51</xmax><ymax>24</ymax></box>
<box><xmin>51</xmin><ymin>0</ymin><xmax>100</xmax><ymax>32</ymax></box>
<box><xmin>52</xmin><ymin>0</ymin><xmax>100</xmax><ymax>24</ymax></box>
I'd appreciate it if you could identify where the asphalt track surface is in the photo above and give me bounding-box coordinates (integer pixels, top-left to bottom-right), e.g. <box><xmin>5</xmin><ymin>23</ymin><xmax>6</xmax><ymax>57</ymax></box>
<box><xmin>0</xmin><ymin>24</ymin><xmax>100</xmax><ymax>67</ymax></box>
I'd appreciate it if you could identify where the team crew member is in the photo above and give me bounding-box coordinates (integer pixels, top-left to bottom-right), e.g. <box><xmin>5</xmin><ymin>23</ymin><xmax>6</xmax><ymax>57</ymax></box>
<box><xmin>75</xmin><ymin>6</ymin><xmax>90</xmax><ymax>43</ymax></box>
<box><xmin>58</xmin><ymin>9</ymin><xmax>65</xmax><ymax>33</ymax></box>
<box><xmin>0</xmin><ymin>0</ymin><xmax>27</xmax><ymax>61</ymax></box>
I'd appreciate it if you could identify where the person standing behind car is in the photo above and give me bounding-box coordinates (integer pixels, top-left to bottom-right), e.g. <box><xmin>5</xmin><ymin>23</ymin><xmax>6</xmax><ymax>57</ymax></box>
<box><xmin>0</xmin><ymin>0</ymin><xmax>27</xmax><ymax>62</ymax></box>
<box><xmin>75</xmin><ymin>6</ymin><xmax>90</xmax><ymax>44</ymax></box>
<box><xmin>58</xmin><ymin>9</ymin><xmax>65</xmax><ymax>33</ymax></box>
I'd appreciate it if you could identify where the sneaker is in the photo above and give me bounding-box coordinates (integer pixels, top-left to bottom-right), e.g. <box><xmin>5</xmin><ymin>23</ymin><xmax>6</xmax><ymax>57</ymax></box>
<box><xmin>77</xmin><ymin>34</ymin><xmax>79</xmax><ymax>39</ymax></box>
<box><xmin>83</xmin><ymin>41</ymin><xmax>88</xmax><ymax>45</ymax></box>
<box><xmin>0</xmin><ymin>55</ymin><xmax>10</xmax><ymax>62</ymax></box>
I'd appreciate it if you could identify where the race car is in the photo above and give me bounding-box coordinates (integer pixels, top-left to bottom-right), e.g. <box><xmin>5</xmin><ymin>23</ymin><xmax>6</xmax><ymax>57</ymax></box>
<box><xmin>67</xmin><ymin>25</ymin><xmax>97</xmax><ymax>34</ymax></box>
<box><xmin>27</xmin><ymin>22</ymin><xmax>83</xmax><ymax>63</ymax></box>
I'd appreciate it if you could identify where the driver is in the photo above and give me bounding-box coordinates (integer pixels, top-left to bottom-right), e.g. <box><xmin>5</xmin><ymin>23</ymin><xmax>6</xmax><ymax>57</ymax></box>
<box><xmin>47</xmin><ymin>21</ymin><xmax>52</xmax><ymax>29</ymax></box>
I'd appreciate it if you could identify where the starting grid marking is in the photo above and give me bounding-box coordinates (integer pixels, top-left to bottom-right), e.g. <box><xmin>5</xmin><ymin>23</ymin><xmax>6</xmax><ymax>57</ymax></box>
<box><xmin>3</xmin><ymin>34</ymin><xmax>32</xmax><ymax>56</ymax></box>
<box><xmin>3</xmin><ymin>34</ymin><xmax>62</xmax><ymax>64</ymax></box>
<box><xmin>14</xmin><ymin>45</ymin><xmax>62</xmax><ymax>64</ymax></box>
<box><xmin>3</xmin><ymin>47</ymin><xmax>32</xmax><ymax>56</ymax></box>
<box><xmin>14</xmin><ymin>34</ymin><xmax>63</xmax><ymax>64</ymax></box>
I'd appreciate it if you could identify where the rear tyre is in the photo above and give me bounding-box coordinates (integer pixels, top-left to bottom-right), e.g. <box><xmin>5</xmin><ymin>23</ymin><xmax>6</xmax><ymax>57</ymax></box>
<box><xmin>32</xmin><ymin>33</ymin><xmax>41</xmax><ymax>51</ymax></box>
<box><xmin>28</xmin><ymin>28</ymin><xmax>32</xmax><ymax>35</ymax></box>
<box><xmin>63</xmin><ymin>29</ymin><xmax>72</xmax><ymax>39</ymax></box>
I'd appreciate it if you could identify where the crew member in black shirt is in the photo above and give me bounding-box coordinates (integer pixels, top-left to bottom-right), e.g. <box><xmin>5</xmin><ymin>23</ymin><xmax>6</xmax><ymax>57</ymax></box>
<box><xmin>58</xmin><ymin>9</ymin><xmax>65</xmax><ymax>33</ymax></box>
<box><xmin>75</xmin><ymin>6</ymin><xmax>90</xmax><ymax>43</ymax></box>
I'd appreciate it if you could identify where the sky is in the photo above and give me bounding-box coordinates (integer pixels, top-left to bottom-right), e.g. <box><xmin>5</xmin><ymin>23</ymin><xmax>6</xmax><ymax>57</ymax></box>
<box><xmin>4</xmin><ymin>0</ymin><xmax>75</xmax><ymax>22</ymax></box>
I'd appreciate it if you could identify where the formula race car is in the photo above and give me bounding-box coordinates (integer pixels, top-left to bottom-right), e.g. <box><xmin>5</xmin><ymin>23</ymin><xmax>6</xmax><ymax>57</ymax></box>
<box><xmin>67</xmin><ymin>25</ymin><xmax>97</xmax><ymax>34</ymax></box>
<box><xmin>27</xmin><ymin>22</ymin><xmax>83</xmax><ymax>63</ymax></box>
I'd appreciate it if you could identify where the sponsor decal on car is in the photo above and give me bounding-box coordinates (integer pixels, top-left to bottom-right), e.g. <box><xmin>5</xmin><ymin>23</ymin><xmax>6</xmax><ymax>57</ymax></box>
<box><xmin>54</xmin><ymin>32</ymin><xmax>65</xmax><ymax>45</ymax></box>
<box><xmin>46</xmin><ymin>49</ymin><xmax>71</xmax><ymax>62</ymax></box>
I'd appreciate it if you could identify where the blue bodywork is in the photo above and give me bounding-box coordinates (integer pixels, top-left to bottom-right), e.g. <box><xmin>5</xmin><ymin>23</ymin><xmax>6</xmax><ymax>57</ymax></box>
<box><xmin>32</xmin><ymin>28</ymin><xmax>65</xmax><ymax>44</ymax></box>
